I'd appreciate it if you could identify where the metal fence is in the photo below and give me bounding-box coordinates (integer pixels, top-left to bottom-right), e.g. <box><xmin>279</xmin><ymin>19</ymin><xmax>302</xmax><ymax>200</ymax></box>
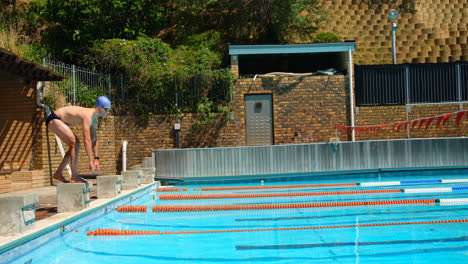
<box><xmin>355</xmin><ymin>61</ymin><xmax>468</xmax><ymax>106</ymax></box>
<box><xmin>43</xmin><ymin>58</ymin><xmax>232</xmax><ymax>112</ymax></box>
<box><xmin>42</xmin><ymin>58</ymin><xmax>125</xmax><ymax>107</ymax></box>
<box><xmin>153</xmin><ymin>137</ymin><xmax>468</xmax><ymax>180</ymax></box>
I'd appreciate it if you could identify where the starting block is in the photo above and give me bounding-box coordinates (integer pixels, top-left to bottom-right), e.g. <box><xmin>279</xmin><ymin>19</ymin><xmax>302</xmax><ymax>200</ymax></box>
<box><xmin>121</xmin><ymin>170</ymin><xmax>141</xmax><ymax>190</ymax></box>
<box><xmin>97</xmin><ymin>175</ymin><xmax>121</xmax><ymax>198</ymax></box>
<box><xmin>0</xmin><ymin>193</ymin><xmax>38</xmax><ymax>235</ymax></box>
<box><xmin>57</xmin><ymin>182</ymin><xmax>93</xmax><ymax>213</ymax></box>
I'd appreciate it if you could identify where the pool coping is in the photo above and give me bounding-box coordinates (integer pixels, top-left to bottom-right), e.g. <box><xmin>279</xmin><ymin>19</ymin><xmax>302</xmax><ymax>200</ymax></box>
<box><xmin>0</xmin><ymin>181</ymin><xmax>158</xmax><ymax>261</ymax></box>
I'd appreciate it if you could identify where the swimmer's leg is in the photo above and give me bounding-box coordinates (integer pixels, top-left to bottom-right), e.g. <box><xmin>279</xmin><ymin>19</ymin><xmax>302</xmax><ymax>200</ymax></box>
<box><xmin>48</xmin><ymin>119</ymin><xmax>87</xmax><ymax>183</ymax></box>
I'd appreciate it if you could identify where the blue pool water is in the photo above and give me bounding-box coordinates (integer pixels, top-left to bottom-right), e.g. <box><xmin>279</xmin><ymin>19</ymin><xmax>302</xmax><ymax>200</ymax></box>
<box><xmin>7</xmin><ymin>174</ymin><xmax>468</xmax><ymax>264</ymax></box>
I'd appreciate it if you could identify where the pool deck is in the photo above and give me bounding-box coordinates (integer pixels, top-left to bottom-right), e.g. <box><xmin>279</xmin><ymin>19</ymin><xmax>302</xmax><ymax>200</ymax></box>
<box><xmin>0</xmin><ymin>182</ymin><xmax>157</xmax><ymax>250</ymax></box>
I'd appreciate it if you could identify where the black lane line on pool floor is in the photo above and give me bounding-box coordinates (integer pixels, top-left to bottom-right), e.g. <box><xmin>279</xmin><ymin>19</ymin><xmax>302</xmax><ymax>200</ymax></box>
<box><xmin>235</xmin><ymin>207</ymin><xmax>468</xmax><ymax>222</ymax></box>
<box><xmin>236</xmin><ymin>235</ymin><xmax>468</xmax><ymax>250</ymax></box>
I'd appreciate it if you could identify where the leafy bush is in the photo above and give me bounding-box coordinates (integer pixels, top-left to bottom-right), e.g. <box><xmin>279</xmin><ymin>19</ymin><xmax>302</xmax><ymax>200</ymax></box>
<box><xmin>87</xmin><ymin>36</ymin><xmax>232</xmax><ymax>121</ymax></box>
<box><xmin>312</xmin><ymin>32</ymin><xmax>342</xmax><ymax>43</ymax></box>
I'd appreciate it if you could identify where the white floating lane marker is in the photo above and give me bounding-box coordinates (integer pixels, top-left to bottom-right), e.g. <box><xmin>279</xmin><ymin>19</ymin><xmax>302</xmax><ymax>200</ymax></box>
<box><xmin>441</xmin><ymin>179</ymin><xmax>468</xmax><ymax>183</ymax></box>
<box><xmin>360</xmin><ymin>181</ymin><xmax>401</xmax><ymax>187</ymax></box>
<box><xmin>404</xmin><ymin>187</ymin><xmax>453</xmax><ymax>194</ymax></box>
<box><xmin>439</xmin><ymin>198</ymin><xmax>468</xmax><ymax>206</ymax></box>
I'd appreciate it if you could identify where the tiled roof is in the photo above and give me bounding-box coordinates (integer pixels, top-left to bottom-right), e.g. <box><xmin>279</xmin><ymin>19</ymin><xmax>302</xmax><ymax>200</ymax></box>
<box><xmin>0</xmin><ymin>48</ymin><xmax>65</xmax><ymax>81</ymax></box>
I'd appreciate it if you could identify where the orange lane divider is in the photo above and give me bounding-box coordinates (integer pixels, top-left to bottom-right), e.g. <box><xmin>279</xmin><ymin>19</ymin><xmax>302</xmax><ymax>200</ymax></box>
<box><xmin>151</xmin><ymin>199</ymin><xmax>436</xmax><ymax>212</ymax></box>
<box><xmin>201</xmin><ymin>183</ymin><xmax>357</xmax><ymax>191</ymax></box>
<box><xmin>116</xmin><ymin>205</ymin><xmax>147</xmax><ymax>213</ymax></box>
<box><xmin>156</xmin><ymin>187</ymin><xmax>188</xmax><ymax>192</ymax></box>
<box><xmin>159</xmin><ymin>189</ymin><xmax>402</xmax><ymax>200</ymax></box>
<box><xmin>87</xmin><ymin>218</ymin><xmax>468</xmax><ymax>236</ymax></box>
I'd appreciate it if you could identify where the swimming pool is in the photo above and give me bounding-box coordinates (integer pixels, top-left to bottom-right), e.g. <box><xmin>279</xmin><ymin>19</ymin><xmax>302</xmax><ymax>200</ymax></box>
<box><xmin>5</xmin><ymin>172</ymin><xmax>468</xmax><ymax>264</ymax></box>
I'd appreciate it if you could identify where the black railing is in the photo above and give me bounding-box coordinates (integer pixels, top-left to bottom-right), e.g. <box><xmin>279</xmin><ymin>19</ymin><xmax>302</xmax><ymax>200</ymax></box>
<box><xmin>355</xmin><ymin>61</ymin><xmax>468</xmax><ymax>106</ymax></box>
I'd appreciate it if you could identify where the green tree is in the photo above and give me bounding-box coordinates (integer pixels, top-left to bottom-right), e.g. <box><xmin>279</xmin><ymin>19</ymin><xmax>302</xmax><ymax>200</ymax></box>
<box><xmin>37</xmin><ymin>0</ymin><xmax>172</xmax><ymax>59</ymax></box>
<box><xmin>173</xmin><ymin>0</ymin><xmax>330</xmax><ymax>44</ymax></box>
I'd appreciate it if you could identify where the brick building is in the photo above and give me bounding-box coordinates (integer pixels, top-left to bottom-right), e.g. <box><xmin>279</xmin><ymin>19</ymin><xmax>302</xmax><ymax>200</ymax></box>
<box><xmin>0</xmin><ymin>48</ymin><xmax>64</xmax><ymax>193</ymax></box>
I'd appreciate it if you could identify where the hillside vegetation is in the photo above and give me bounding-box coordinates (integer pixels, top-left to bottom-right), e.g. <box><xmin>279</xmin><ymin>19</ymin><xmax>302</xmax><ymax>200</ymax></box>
<box><xmin>3</xmin><ymin>0</ymin><xmax>466</xmax><ymax>117</ymax></box>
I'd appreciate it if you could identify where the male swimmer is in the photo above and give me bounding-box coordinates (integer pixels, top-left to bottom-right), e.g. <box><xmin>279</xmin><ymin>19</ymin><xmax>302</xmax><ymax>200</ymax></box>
<box><xmin>46</xmin><ymin>96</ymin><xmax>111</xmax><ymax>183</ymax></box>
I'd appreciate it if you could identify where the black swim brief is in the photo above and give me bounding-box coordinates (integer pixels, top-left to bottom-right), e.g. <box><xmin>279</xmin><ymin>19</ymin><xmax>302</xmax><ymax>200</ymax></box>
<box><xmin>45</xmin><ymin>111</ymin><xmax>61</xmax><ymax>126</ymax></box>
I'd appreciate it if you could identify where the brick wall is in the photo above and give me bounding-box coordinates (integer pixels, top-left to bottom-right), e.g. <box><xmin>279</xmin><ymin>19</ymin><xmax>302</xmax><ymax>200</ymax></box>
<box><xmin>231</xmin><ymin>75</ymin><xmax>349</xmax><ymax>144</ymax></box>
<box><xmin>0</xmin><ymin>74</ymin><xmax>42</xmax><ymax>171</ymax></box>
<box><xmin>354</xmin><ymin>104</ymin><xmax>468</xmax><ymax>141</ymax></box>
<box><xmin>3</xmin><ymin>72</ymin><xmax>467</xmax><ymax>193</ymax></box>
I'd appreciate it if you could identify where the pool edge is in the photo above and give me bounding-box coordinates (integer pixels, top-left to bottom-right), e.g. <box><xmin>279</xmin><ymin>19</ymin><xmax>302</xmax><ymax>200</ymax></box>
<box><xmin>0</xmin><ymin>182</ymin><xmax>158</xmax><ymax>260</ymax></box>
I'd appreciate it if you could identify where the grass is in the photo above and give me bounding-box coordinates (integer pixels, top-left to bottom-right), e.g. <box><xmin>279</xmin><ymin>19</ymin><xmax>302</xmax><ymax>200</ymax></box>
<box><xmin>0</xmin><ymin>25</ymin><xmax>24</xmax><ymax>55</ymax></box>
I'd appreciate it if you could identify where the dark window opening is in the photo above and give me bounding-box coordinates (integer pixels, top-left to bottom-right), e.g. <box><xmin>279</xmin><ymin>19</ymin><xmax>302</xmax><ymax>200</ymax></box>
<box><xmin>238</xmin><ymin>52</ymin><xmax>347</xmax><ymax>76</ymax></box>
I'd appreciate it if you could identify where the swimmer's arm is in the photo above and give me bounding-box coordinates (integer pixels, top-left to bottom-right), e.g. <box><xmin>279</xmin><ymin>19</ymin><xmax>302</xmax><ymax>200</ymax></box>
<box><xmin>82</xmin><ymin>118</ymin><xmax>94</xmax><ymax>162</ymax></box>
<box><xmin>91</xmin><ymin>124</ymin><xmax>98</xmax><ymax>158</ymax></box>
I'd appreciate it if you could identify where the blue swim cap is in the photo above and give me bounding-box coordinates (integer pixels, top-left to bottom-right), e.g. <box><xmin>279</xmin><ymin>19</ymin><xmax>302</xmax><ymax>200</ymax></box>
<box><xmin>96</xmin><ymin>96</ymin><xmax>111</xmax><ymax>108</ymax></box>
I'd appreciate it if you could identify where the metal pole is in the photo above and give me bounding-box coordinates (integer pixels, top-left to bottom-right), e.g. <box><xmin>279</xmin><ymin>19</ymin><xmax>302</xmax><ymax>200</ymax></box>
<box><xmin>457</xmin><ymin>62</ymin><xmax>463</xmax><ymax>110</ymax></box>
<box><xmin>405</xmin><ymin>65</ymin><xmax>410</xmax><ymax>138</ymax></box>
<box><xmin>392</xmin><ymin>23</ymin><xmax>397</xmax><ymax>64</ymax></box>
<box><xmin>121</xmin><ymin>73</ymin><xmax>124</xmax><ymax>101</ymax></box>
<box><xmin>108</xmin><ymin>73</ymin><xmax>112</xmax><ymax>99</ymax></box>
<box><xmin>72</xmin><ymin>64</ymin><xmax>76</xmax><ymax>105</ymax></box>
<box><xmin>349</xmin><ymin>48</ymin><xmax>355</xmax><ymax>141</ymax></box>
<box><xmin>175</xmin><ymin>91</ymin><xmax>180</xmax><ymax>148</ymax></box>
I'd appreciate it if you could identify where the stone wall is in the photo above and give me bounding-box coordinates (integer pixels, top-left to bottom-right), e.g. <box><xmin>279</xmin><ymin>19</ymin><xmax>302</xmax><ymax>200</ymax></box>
<box><xmin>320</xmin><ymin>0</ymin><xmax>468</xmax><ymax>65</ymax></box>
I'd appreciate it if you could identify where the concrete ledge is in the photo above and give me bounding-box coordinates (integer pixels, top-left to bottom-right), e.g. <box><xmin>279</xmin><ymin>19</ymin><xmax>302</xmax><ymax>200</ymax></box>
<box><xmin>57</xmin><ymin>182</ymin><xmax>93</xmax><ymax>213</ymax></box>
<box><xmin>0</xmin><ymin>193</ymin><xmax>38</xmax><ymax>235</ymax></box>
<box><xmin>96</xmin><ymin>175</ymin><xmax>119</xmax><ymax>199</ymax></box>
<box><xmin>121</xmin><ymin>170</ymin><xmax>141</xmax><ymax>190</ymax></box>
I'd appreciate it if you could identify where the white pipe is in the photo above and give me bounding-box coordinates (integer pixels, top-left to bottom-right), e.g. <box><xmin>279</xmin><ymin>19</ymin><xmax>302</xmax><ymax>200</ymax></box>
<box><xmin>55</xmin><ymin>135</ymin><xmax>72</xmax><ymax>177</ymax></box>
<box><xmin>122</xmin><ymin>140</ymin><xmax>128</xmax><ymax>171</ymax></box>
<box><xmin>349</xmin><ymin>48</ymin><xmax>355</xmax><ymax>141</ymax></box>
<box><xmin>36</xmin><ymin>82</ymin><xmax>72</xmax><ymax>177</ymax></box>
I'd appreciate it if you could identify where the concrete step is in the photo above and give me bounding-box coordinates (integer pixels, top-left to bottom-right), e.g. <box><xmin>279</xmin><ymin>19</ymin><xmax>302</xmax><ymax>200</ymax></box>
<box><xmin>11</xmin><ymin>182</ymin><xmax>32</xmax><ymax>192</ymax></box>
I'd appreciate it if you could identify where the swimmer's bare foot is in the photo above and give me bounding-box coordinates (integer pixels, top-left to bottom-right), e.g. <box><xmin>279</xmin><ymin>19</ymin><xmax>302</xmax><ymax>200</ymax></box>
<box><xmin>53</xmin><ymin>173</ymin><xmax>69</xmax><ymax>183</ymax></box>
<box><xmin>70</xmin><ymin>176</ymin><xmax>89</xmax><ymax>183</ymax></box>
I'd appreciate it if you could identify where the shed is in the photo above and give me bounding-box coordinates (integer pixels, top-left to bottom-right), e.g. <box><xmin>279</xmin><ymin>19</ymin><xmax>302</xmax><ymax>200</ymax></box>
<box><xmin>228</xmin><ymin>42</ymin><xmax>358</xmax><ymax>144</ymax></box>
<box><xmin>0</xmin><ymin>48</ymin><xmax>64</xmax><ymax>193</ymax></box>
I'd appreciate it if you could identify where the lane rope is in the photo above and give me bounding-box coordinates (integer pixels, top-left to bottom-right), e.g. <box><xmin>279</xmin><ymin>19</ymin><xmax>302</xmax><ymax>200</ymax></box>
<box><xmin>160</xmin><ymin>186</ymin><xmax>468</xmax><ymax>200</ymax></box>
<box><xmin>87</xmin><ymin>218</ymin><xmax>468</xmax><ymax>236</ymax></box>
<box><xmin>201</xmin><ymin>183</ymin><xmax>357</xmax><ymax>191</ymax></box>
<box><xmin>159</xmin><ymin>189</ymin><xmax>402</xmax><ymax>200</ymax></box>
<box><xmin>116</xmin><ymin>198</ymin><xmax>468</xmax><ymax>213</ymax></box>
<box><xmin>199</xmin><ymin>178</ymin><xmax>468</xmax><ymax>191</ymax></box>
<box><xmin>151</xmin><ymin>199</ymin><xmax>437</xmax><ymax>212</ymax></box>
<box><xmin>156</xmin><ymin>187</ymin><xmax>187</xmax><ymax>192</ymax></box>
